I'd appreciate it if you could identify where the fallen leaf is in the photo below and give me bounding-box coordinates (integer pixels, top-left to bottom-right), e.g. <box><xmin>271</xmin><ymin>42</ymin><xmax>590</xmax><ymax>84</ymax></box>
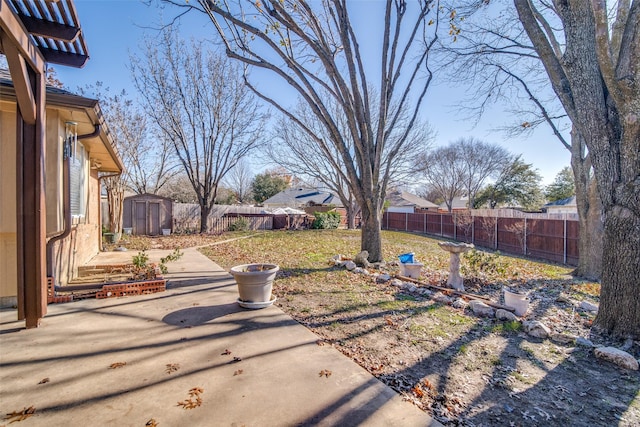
<box><xmin>165</xmin><ymin>364</ymin><xmax>180</xmax><ymax>374</ymax></box>
<box><xmin>221</xmin><ymin>349</ymin><xmax>232</xmax><ymax>355</ymax></box>
<box><xmin>412</xmin><ymin>385</ymin><xmax>425</xmax><ymax>398</ymax></box>
<box><xmin>4</xmin><ymin>406</ymin><xmax>36</xmax><ymax>423</ymax></box>
<box><xmin>109</xmin><ymin>362</ymin><xmax>127</xmax><ymax>369</ymax></box>
<box><xmin>423</xmin><ymin>378</ymin><xmax>436</xmax><ymax>392</ymax></box>
<box><xmin>177</xmin><ymin>387</ymin><xmax>204</xmax><ymax>410</ymax></box>
<box><xmin>231</xmin><ymin>356</ymin><xmax>242</xmax><ymax>363</ymax></box>
<box><xmin>38</xmin><ymin>378</ymin><xmax>50</xmax><ymax>384</ymax></box>
<box><xmin>319</xmin><ymin>369</ymin><xmax>332</xmax><ymax>378</ymax></box>
<box><xmin>234</xmin><ymin>370</ymin><xmax>244</xmax><ymax>376</ymax></box>
<box><xmin>146</xmin><ymin>418</ymin><xmax>159</xmax><ymax>427</ymax></box>
<box><xmin>316</xmin><ymin>339</ymin><xmax>325</xmax><ymax>346</ymax></box>
<box><xmin>189</xmin><ymin>387</ymin><xmax>204</xmax><ymax>397</ymax></box>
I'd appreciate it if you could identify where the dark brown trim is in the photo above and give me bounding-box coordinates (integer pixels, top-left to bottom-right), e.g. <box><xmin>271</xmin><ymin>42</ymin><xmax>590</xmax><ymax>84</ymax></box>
<box><xmin>18</xmin><ymin>14</ymin><xmax>80</xmax><ymax>42</ymax></box>
<box><xmin>40</xmin><ymin>47</ymin><xmax>88</xmax><ymax>68</ymax></box>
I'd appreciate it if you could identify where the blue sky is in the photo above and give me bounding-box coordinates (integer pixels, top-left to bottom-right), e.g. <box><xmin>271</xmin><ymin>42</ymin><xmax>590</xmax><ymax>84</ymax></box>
<box><xmin>55</xmin><ymin>0</ymin><xmax>571</xmax><ymax>185</ymax></box>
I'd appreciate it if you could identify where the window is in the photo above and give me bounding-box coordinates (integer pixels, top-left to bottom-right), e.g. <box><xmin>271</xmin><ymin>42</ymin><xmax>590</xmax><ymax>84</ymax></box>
<box><xmin>69</xmin><ymin>142</ymin><xmax>87</xmax><ymax>218</ymax></box>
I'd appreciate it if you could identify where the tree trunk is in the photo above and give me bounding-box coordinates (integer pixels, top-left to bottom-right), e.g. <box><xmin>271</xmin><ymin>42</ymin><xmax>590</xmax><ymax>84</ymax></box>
<box><xmin>199</xmin><ymin>204</ymin><xmax>211</xmax><ymax>234</ymax></box>
<box><xmin>345</xmin><ymin>200</ymin><xmax>360</xmax><ymax>230</ymax></box>
<box><xmin>346</xmin><ymin>209</ymin><xmax>356</xmax><ymax>229</ymax></box>
<box><xmin>571</xmin><ymin>130</ymin><xmax>603</xmax><ymax>280</ymax></box>
<box><xmin>594</xmin><ymin>208</ymin><xmax>640</xmax><ymax>338</ymax></box>
<box><xmin>574</xmin><ymin>179</ymin><xmax>603</xmax><ymax>280</ymax></box>
<box><xmin>106</xmin><ymin>181</ymin><xmax>124</xmax><ymax>234</ymax></box>
<box><xmin>360</xmin><ymin>205</ymin><xmax>383</xmax><ymax>262</ymax></box>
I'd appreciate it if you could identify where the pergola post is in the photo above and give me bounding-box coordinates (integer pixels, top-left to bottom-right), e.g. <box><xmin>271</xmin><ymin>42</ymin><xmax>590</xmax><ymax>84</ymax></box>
<box><xmin>15</xmin><ymin>70</ymin><xmax>47</xmax><ymax>327</ymax></box>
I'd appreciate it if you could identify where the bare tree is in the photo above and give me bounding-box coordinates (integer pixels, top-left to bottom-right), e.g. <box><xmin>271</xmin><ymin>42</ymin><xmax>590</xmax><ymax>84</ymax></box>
<box><xmin>130</xmin><ymin>29</ymin><xmax>266</xmax><ymax>233</ymax></box>
<box><xmin>419</xmin><ymin>138</ymin><xmax>510</xmax><ymax>212</ymax></box>
<box><xmin>442</xmin><ymin>2</ymin><xmax>603</xmax><ymax>279</ymax></box>
<box><xmin>455</xmin><ymin>137</ymin><xmax>512</xmax><ymax>209</ymax></box>
<box><xmin>419</xmin><ymin>144</ymin><xmax>466</xmax><ymax>212</ymax></box>
<box><xmin>514</xmin><ymin>0</ymin><xmax>640</xmax><ymax>339</ymax></box>
<box><xmin>223</xmin><ymin>158</ymin><xmax>254</xmax><ymax>204</ymax></box>
<box><xmin>162</xmin><ymin>0</ymin><xmax>441</xmax><ymax>261</ymax></box>
<box><xmin>267</xmin><ymin>98</ymin><xmax>432</xmax><ymax>228</ymax></box>
<box><xmin>79</xmin><ymin>83</ymin><xmax>179</xmax><ymax>237</ymax></box>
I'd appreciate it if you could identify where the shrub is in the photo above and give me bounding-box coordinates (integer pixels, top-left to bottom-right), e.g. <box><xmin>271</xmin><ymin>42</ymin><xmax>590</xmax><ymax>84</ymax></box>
<box><xmin>228</xmin><ymin>216</ymin><xmax>250</xmax><ymax>231</ymax></box>
<box><xmin>311</xmin><ymin>211</ymin><xmax>341</xmax><ymax>229</ymax></box>
<box><xmin>462</xmin><ymin>249</ymin><xmax>506</xmax><ymax>276</ymax></box>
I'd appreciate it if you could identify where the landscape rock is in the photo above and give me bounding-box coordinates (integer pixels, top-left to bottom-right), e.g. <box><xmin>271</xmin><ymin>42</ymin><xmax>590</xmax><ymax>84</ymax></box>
<box><xmin>579</xmin><ymin>301</ymin><xmax>599</xmax><ymax>312</ymax></box>
<box><xmin>523</xmin><ymin>320</ymin><xmax>551</xmax><ymax>339</ymax></box>
<box><xmin>550</xmin><ymin>333</ymin><xmax>577</xmax><ymax>345</ymax></box>
<box><xmin>407</xmin><ymin>285</ymin><xmax>418</xmax><ymax>293</ymax></box>
<box><xmin>469</xmin><ymin>300</ymin><xmax>495</xmax><ymax>318</ymax></box>
<box><xmin>344</xmin><ymin>261</ymin><xmax>356</xmax><ymax>271</ymax></box>
<box><xmin>576</xmin><ymin>337</ymin><xmax>595</xmax><ymax>347</ymax></box>
<box><xmin>452</xmin><ymin>299</ymin><xmax>469</xmax><ymax>310</ymax></box>
<box><xmin>420</xmin><ymin>288</ymin><xmax>433</xmax><ymax>297</ymax></box>
<box><xmin>555</xmin><ymin>293</ymin><xmax>572</xmax><ymax>304</ymax></box>
<box><xmin>376</xmin><ymin>274</ymin><xmax>391</xmax><ymax>283</ymax></box>
<box><xmin>495</xmin><ymin>309</ymin><xmax>519</xmax><ymax>322</ymax></box>
<box><xmin>354</xmin><ymin>251</ymin><xmax>370</xmax><ymax>267</ymax></box>
<box><xmin>353</xmin><ymin>267</ymin><xmax>364</xmax><ymax>274</ymax></box>
<box><xmin>432</xmin><ymin>292</ymin><xmax>453</xmax><ymax>304</ymax></box>
<box><xmin>390</xmin><ymin>279</ymin><xmax>403</xmax><ymax>288</ymax></box>
<box><xmin>594</xmin><ymin>347</ymin><xmax>639</xmax><ymax>370</ymax></box>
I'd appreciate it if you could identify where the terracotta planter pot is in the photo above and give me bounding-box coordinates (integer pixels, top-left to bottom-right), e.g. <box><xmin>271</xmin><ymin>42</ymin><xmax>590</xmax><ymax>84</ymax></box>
<box><xmin>230</xmin><ymin>264</ymin><xmax>279</xmax><ymax>306</ymax></box>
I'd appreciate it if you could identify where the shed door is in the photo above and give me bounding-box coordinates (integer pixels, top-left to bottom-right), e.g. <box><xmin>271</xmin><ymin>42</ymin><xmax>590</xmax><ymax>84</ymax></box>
<box><xmin>149</xmin><ymin>202</ymin><xmax>160</xmax><ymax>236</ymax></box>
<box><xmin>135</xmin><ymin>201</ymin><xmax>147</xmax><ymax>235</ymax></box>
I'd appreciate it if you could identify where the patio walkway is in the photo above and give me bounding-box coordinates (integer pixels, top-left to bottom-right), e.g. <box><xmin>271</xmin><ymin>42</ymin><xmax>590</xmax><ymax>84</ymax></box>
<box><xmin>0</xmin><ymin>247</ymin><xmax>438</xmax><ymax>426</ymax></box>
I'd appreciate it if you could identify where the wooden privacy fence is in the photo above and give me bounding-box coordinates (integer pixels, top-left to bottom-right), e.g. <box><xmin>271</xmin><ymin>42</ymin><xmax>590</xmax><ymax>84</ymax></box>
<box><xmin>383</xmin><ymin>211</ymin><xmax>579</xmax><ymax>266</ymax></box>
<box><xmin>171</xmin><ymin>203</ymin><xmax>310</xmax><ymax>233</ymax></box>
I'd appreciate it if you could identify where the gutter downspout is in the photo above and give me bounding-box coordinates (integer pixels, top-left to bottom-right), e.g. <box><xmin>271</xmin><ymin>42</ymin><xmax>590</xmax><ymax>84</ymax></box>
<box><xmin>46</xmin><ymin>125</ymin><xmax>101</xmax><ymax>282</ymax></box>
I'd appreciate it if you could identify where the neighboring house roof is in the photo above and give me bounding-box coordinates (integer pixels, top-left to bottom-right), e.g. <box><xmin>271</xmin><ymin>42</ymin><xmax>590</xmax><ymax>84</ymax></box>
<box><xmin>439</xmin><ymin>196</ymin><xmax>469</xmax><ymax>211</ymax></box>
<box><xmin>543</xmin><ymin>196</ymin><xmax>577</xmax><ymax>208</ymax></box>
<box><xmin>263</xmin><ymin>187</ymin><xmax>343</xmax><ymax>207</ymax></box>
<box><xmin>387</xmin><ymin>191</ymin><xmax>438</xmax><ymax>209</ymax></box>
<box><xmin>0</xmin><ymin>68</ymin><xmax>124</xmax><ymax>173</ymax></box>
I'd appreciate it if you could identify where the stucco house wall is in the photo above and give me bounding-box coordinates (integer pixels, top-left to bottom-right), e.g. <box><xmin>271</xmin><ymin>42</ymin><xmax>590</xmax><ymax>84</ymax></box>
<box><xmin>0</xmin><ymin>74</ymin><xmax>123</xmax><ymax>305</ymax></box>
<box><xmin>0</xmin><ymin>106</ymin><xmax>17</xmax><ymax>306</ymax></box>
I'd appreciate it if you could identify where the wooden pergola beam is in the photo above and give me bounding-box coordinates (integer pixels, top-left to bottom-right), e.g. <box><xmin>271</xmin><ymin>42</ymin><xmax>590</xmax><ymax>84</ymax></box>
<box><xmin>1</xmin><ymin>31</ymin><xmax>36</xmax><ymax>124</ymax></box>
<box><xmin>0</xmin><ymin>0</ymin><xmax>45</xmax><ymax>73</ymax></box>
<box><xmin>40</xmin><ymin>46</ymin><xmax>88</xmax><ymax>67</ymax></box>
<box><xmin>18</xmin><ymin>14</ymin><xmax>80</xmax><ymax>42</ymax></box>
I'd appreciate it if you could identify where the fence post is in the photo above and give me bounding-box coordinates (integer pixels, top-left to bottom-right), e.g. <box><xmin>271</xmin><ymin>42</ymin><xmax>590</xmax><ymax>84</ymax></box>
<box><xmin>471</xmin><ymin>215</ymin><xmax>475</xmax><ymax>245</ymax></box>
<box><xmin>386</xmin><ymin>212</ymin><xmax>389</xmax><ymax>230</ymax></box>
<box><xmin>440</xmin><ymin>214</ymin><xmax>443</xmax><ymax>236</ymax></box>
<box><xmin>424</xmin><ymin>213</ymin><xmax>427</xmax><ymax>234</ymax></box>
<box><xmin>524</xmin><ymin>218</ymin><xmax>527</xmax><ymax>255</ymax></box>
<box><xmin>454</xmin><ymin>213</ymin><xmax>457</xmax><ymax>240</ymax></box>
<box><xmin>563</xmin><ymin>218</ymin><xmax>567</xmax><ymax>264</ymax></box>
<box><xmin>495</xmin><ymin>218</ymin><xmax>498</xmax><ymax>250</ymax></box>
<box><xmin>405</xmin><ymin>212</ymin><xmax>408</xmax><ymax>231</ymax></box>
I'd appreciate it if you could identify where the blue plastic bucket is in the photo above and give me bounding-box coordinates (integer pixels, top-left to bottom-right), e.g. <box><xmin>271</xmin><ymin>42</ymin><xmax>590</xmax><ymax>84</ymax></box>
<box><xmin>398</xmin><ymin>253</ymin><xmax>414</xmax><ymax>263</ymax></box>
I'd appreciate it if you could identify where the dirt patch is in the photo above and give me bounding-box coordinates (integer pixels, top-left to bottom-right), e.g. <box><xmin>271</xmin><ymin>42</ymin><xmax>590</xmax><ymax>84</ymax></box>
<box><xmin>196</xmin><ymin>230</ymin><xmax>639</xmax><ymax>426</ymax></box>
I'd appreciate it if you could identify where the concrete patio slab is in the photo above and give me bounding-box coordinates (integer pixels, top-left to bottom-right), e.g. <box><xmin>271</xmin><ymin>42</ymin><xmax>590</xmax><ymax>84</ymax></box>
<box><xmin>0</xmin><ymin>247</ymin><xmax>438</xmax><ymax>426</ymax></box>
